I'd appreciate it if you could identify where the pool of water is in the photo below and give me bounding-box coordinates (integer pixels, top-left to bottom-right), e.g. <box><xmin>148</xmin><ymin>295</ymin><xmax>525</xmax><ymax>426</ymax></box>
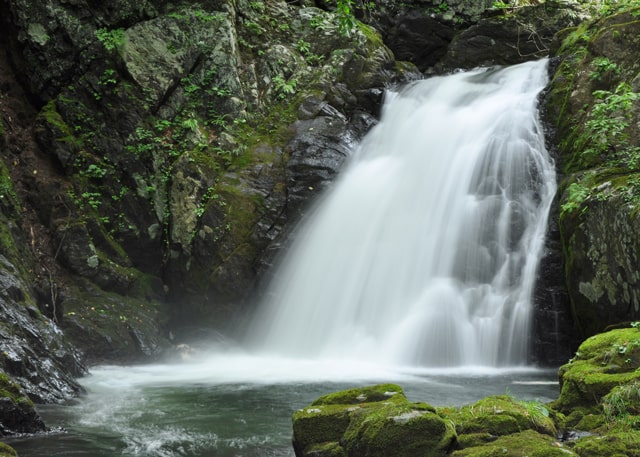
<box><xmin>7</xmin><ymin>355</ymin><xmax>559</xmax><ymax>457</ymax></box>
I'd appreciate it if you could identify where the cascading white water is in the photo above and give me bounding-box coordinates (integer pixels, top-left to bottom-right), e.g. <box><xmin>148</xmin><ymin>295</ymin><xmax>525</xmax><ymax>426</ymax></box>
<box><xmin>246</xmin><ymin>59</ymin><xmax>556</xmax><ymax>368</ymax></box>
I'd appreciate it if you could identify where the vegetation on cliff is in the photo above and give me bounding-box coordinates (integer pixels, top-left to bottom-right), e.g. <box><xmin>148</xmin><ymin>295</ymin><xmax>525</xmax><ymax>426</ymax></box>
<box><xmin>545</xmin><ymin>4</ymin><xmax>640</xmax><ymax>338</ymax></box>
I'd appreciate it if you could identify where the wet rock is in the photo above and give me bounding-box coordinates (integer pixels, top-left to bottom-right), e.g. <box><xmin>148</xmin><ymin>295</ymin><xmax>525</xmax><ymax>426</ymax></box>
<box><xmin>0</xmin><ymin>372</ymin><xmax>46</xmax><ymax>436</ymax></box>
<box><xmin>545</xmin><ymin>8</ymin><xmax>640</xmax><ymax>337</ymax></box>
<box><xmin>531</xmin><ymin>201</ymin><xmax>578</xmax><ymax>366</ymax></box>
<box><xmin>0</xmin><ymin>258</ymin><xmax>84</xmax><ymax>404</ymax></box>
<box><xmin>438</xmin><ymin>3</ymin><xmax>585</xmax><ymax>71</ymax></box>
<box><xmin>285</xmin><ymin>114</ymin><xmax>356</xmax><ymax>215</ymax></box>
<box><xmin>292</xmin><ymin>384</ymin><xmax>456</xmax><ymax>457</ymax></box>
<box><xmin>384</xmin><ymin>11</ymin><xmax>454</xmax><ymax>72</ymax></box>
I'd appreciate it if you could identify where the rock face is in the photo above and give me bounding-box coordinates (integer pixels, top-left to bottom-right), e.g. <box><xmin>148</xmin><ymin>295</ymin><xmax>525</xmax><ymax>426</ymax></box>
<box><xmin>544</xmin><ymin>7</ymin><xmax>640</xmax><ymax>339</ymax></box>
<box><xmin>0</xmin><ymin>373</ymin><xmax>46</xmax><ymax>436</ymax></box>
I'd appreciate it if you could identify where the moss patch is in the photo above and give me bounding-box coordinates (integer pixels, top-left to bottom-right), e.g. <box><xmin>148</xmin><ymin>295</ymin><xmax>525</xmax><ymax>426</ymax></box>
<box><xmin>440</xmin><ymin>395</ymin><xmax>557</xmax><ymax>444</ymax></box>
<box><xmin>293</xmin><ymin>384</ymin><xmax>455</xmax><ymax>457</ymax></box>
<box><xmin>570</xmin><ymin>430</ymin><xmax>640</xmax><ymax>457</ymax></box>
<box><xmin>451</xmin><ymin>429</ymin><xmax>576</xmax><ymax>457</ymax></box>
<box><xmin>0</xmin><ymin>442</ymin><xmax>17</xmax><ymax>457</ymax></box>
<box><xmin>552</xmin><ymin>327</ymin><xmax>640</xmax><ymax>421</ymax></box>
<box><xmin>312</xmin><ymin>384</ymin><xmax>406</xmax><ymax>406</ymax></box>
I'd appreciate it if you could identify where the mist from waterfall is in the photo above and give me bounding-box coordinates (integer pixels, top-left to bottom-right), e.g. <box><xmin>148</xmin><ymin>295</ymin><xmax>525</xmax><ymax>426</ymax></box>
<box><xmin>245</xmin><ymin>59</ymin><xmax>556</xmax><ymax>368</ymax></box>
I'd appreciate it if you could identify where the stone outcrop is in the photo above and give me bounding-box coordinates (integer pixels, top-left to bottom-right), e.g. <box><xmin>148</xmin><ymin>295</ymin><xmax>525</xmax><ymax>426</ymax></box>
<box><xmin>292</xmin><ymin>384</ymin><xmax>456</xmax><ymax>457</ymax></box>
<box><xmin>544</xmin><ymin>7</ymin><xmax>640</xmax><ymax>339</ymax></box>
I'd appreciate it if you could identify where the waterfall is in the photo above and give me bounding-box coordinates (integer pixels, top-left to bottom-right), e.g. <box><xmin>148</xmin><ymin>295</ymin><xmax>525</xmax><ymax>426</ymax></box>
<box><xmin>245</xmin><ymin>59</ymin><xmax>556</xmax><ymax>368</ymax></box>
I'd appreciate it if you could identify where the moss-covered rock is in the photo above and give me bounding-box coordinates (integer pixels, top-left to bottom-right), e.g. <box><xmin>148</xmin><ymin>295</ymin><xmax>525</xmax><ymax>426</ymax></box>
<box><xmin>441</xmin><ymin>395</ymin><xmax>557</xmax><ymax>440</ymax></box>
<box><xmin>0</xmin><ymin>442</ymin><xmax>17</xmax><ymax>457</ymax></box>
<box><xmin>292</xmin><ymin>384</ymin><xmax>455</xmax><ymax>457</ymax></box>
<box><xmin>570</xmin><ymin>430</ymin><xmax>640</xmax><ymax>457</ymax></box>
<box><xmin>451</xmin><ymin>429</ymin><xmax>577</xmax><ymax>457</ymax></box>
<box><xmin>551</xmin><ymin>327</ymin><xmax>640</xmax><ymax>425</ymax></box>
<box><xmin>0</xmin><ymin>371</ymin><xmax>45</xmax><ymax>435</ymax></box>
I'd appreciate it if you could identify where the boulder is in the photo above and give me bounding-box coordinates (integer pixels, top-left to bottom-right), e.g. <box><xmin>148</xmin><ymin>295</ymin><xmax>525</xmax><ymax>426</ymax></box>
<box><xmin>292</xmin><ymin>384</ymin><xmax>456</xmax><ymax>457</ymax></box>
<box><xmin>551</xmin><ymin>327</ymin><xmax>640</xmax><ymax>425</ymax></box>
<box><xmin>0</xmin><ymin>371</ymin><xmax>45</xmax><ymax>435</ymax></box>
<box><xmin>442</xmin><ymin>395</ymin><xmax>557</xmax><ymax>439</ymax></box>
<box><xmin>451</xmin><ymin>429</ymin><xmax>577</xmax><ymax>457</ymax></box>
<box><xmin>0</xmin><ymin>443</ymin><xmax>17</xmax><ymax>457</ymax></box>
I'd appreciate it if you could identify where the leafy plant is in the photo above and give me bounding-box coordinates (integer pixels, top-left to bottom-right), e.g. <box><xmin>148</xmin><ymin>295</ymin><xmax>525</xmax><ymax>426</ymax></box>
<box><xmin>96</xmin><ymin>28</ymin><xmax>125</xmax><ymax>51</ymax></box>
<box><xmin>582</xmin><ymin>82</ymin><xmax>640</xmax><ymax>160</ymax></box>
<box><xmin>295</xmin><ymin>39</ymin><xmax>324</xmax><ymax>66</ymax></box>
<box><xmin>589</xmin><ymin>56</ymin><xmax>622</xmax><ymax>81</ymax></box>
<box><xmin>335</xmin><ymin>0</ymin><xmax>356</xmax><ymax>36</ymax></box>
<box><xmin>99</xmin><ymin>68</ymin><xmax>118</xmax><ymax>87</ymax></box>
<box><xmin>561</xmin><ymin>182</ymin><xmax>589</xmax><ymax>216</ymax></box>
<box><xmin>272</xmin><ymin>75</ymin><xmax>297</xmax><ymax>99</ymax></box>
<box><xmin>84</xmin><ymin>164</ymin><xmax>108</xmax><ymax>179</ymax></box>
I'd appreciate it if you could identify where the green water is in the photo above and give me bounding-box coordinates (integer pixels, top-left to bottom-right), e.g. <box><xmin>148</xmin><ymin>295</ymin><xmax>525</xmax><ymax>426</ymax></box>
<box><xmin>7</xmin><ymin>357</ymin><xmax>559</xmax><ymax>457</ymax></box>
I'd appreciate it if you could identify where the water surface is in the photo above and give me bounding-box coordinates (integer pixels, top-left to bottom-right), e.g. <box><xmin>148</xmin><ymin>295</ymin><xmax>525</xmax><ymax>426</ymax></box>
<box><xmin>9</xmin><ymin>356</ymin><xmax>559</xmax><ymax>457</ymax></box>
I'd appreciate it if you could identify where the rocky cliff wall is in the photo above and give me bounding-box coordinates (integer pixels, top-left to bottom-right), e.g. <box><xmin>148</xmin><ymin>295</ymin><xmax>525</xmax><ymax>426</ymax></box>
<box><xmin>545</xmin><ymin>6</ymin><xmax>640</xmax><ymax>339</ymax></box>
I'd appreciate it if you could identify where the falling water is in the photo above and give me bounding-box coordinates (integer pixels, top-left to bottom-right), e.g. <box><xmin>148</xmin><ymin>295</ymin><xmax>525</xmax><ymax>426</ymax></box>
<box><xmin>246</xmin><ymin>59</ymin><xmax>556</xmax><ymax>368</ymax></box>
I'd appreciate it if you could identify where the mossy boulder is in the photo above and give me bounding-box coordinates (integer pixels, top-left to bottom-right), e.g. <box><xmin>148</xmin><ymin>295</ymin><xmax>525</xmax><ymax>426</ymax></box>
<box><xmin>292</xmin><ymin>384</ymin><xmax>456</xmax><ymax>457</ymax></box>
<box><xmin>450</xmin><ymin>429</ymin><xmax>577</xmax><ymax>457</ymax></box>
<box><xmin>0</xmin><ymin>442</ymin><xmax>17</xmax><ymax>457</ymax></box>
<box><xmin>551</xmin><ymin>327</ymin><xmax>640</xmax><ymax>424</ymax></box>
<box><xmin>570</xmin><ymin>430</ymin><xmax>640</xmax><ymax>457</ymax></box>
<box><xmin>441</xmin><ymin>395</ymin><xmax>557</xmax><ymax>440</ymax></box>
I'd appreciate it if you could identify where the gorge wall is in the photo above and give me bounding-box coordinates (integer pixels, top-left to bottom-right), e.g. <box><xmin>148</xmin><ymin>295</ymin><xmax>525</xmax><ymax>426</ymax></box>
<box><xmin>0</xmin><ymin>0</ymin><xmax>638</xmax><ymax>439</ymax></box>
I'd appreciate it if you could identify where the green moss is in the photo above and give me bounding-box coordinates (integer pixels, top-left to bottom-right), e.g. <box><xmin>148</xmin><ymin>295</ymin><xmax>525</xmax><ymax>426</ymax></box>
<box><xmin>556</xmin><ymin>22</ymin><xmax>592</xmax><ymax>55</ymax></box>
<box><xmin>0</xmin><ymin>442</ymin><xmax>17</xmax><ymax>457</ymax></box>
<box><xmin>442</xmin><ymin>395</ymin><xmax>557</xmax><ymax>439</ymax></box>
<box><xmin>312</xmin><ymin>384</ymin><xmax>406</xmax><ymax>406</ymax></box>
<box><xmin>571</xmin><ymin>430</ymin><xmax>640</xmax><ymax>457</ymax></box>
<box><xmin>294</xmin><ymin>385</ymin><xmax>455</xmax><ymax>457</ymax></box>
<box><xmin>305</xmin><ymin>441</ymin><xmax>346</xmax><ymax>457</ymax></box>
<box><xmin>451</xmin><ymin>429</ymin><xmax>576</xmax><ymax>457</ymax></box>
<box><xmin>0</xmin><ymin>372</ymin><xmax>33</xmax><ymax>408</ymax></box>
<box><xmin>342</xmin><ymin>401</ymin><xmax>455</xmax><ymax>457</ymax></box>
<box><xmin>355</xmin><ymin>21</ymin><xmax>383</xmax><ymax>48</ymax></box>
<box><xmin>574</xmin><ymin>412</ymin><xmax>606</xmax><ymax>431</ymax></box>
<box><xmin>292</xmin><ymin>404</ymin><xmax>353</xmax><ymax>452</ymax></box>
<box><xmin>39</xmin><ymin>99</ymin><xmax>82</xmax><ymax>146</ymax></box>
<box><xmin>553</xmin><ymin>328</ymin><xmax>640</xmax><ymax>414</ymax></box>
